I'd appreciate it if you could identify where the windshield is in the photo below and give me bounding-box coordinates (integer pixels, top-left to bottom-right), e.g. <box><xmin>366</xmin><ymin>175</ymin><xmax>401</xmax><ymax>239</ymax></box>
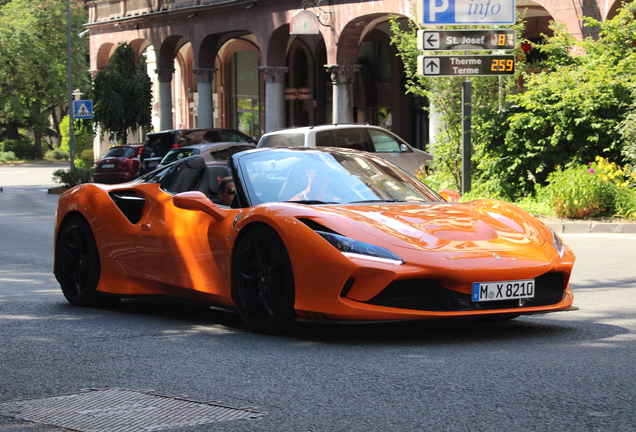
<box><xmin>161</xmin><ymin>148</ymin><xmax>198</xmax><ymax>165</ymax></box>
<box><xmin>105</xmin><ymin>147</ymin><xmax>136</xmax><ymax>158</ymax></box>
<box><xmin>237</xmin><ymin>149</ymin><xmax>443</xmax><ymax>205</ymax></box>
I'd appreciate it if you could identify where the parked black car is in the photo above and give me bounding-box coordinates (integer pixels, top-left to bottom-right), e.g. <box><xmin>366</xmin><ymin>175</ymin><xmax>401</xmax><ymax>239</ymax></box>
<box><xmin>138</xmin><ymin>128</ymin><xmax>256</xmax><ymax>175</ymax></box>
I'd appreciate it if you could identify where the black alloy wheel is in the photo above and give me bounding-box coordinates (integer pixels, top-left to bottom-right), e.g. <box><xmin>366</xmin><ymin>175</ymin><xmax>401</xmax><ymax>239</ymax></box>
<box><xmin>56</xmin><ymin>216</ymin><xmax>106</xmax><ymax>306</ymax></box>
<box><xmin>232</xmin><ymin>226</ymin><xmax>295</xmax><ymax>333</ymax></box>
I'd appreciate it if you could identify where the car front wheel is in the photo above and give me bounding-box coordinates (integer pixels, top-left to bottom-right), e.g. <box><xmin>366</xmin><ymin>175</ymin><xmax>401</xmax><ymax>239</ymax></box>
<box><xmin>232</xmin><ymin>226</ymin><xmax>295</xmax><ymax>333</ymax></box>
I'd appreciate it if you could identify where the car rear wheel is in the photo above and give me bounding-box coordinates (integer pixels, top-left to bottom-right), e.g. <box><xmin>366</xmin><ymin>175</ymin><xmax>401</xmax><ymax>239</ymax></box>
<box><xmin>232</xmin><ymin>226</ymin><xmax>295</xmax><ymax>333</ymax></box>
<box><xmin>56</xmin><ymin>216</ymin><xmax>117</xmax><ymax>307</ymax></box>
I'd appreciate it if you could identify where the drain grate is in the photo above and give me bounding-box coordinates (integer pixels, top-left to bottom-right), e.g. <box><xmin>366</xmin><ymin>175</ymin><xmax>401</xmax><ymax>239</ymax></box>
<box><xmin>0</xmin><ymin>388</ymin><xmax>265</xmax><ymax>432</ymax></box>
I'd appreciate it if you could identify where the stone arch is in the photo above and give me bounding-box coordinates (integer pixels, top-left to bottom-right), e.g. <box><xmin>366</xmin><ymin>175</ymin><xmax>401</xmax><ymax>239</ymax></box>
<box><xmin>96</xmin><ymin>42</ymin><xmax>115</xmax><ymax>70</ymax></box>
<box><xmin>336</xmin><ymin>13</ymin><xmax>393</xmax><ymax>65</ymax></box>
<box><xmin>604</xmin><ymin>0</ymin><xmax>625</xmax><ymax>20</ymax></box>
<box><xmin>218</xmin><ymin>38</ymin><xmax>262</xmax><ymax>133</ymax></box>
<box><xmin>286</xmin><ymin>38</ymin><xmax>316</xmax><ymax>127</ymax></box>
<box><xmin>130</xmin><ymin>38</ymin><xmax>152</xmax><ymax>62</ymax></box>
<box><xmin>158</xmin><ymin>35</ymin><xmax>190</xmax><ymax>70</ymax></box>
<box><xmin>266</xmin><ymin>24</ymin><xmax>291</xmax><ymax>66</ymax></box>
<box><xmin>198</xmin><ymin>31</ymin><xmax>252</xmax><ymax>69</ymax></box>
<box><xmin>520</xmin><ymin>0</ymin><xmax>598</xmax><ymax>38</ymax></box>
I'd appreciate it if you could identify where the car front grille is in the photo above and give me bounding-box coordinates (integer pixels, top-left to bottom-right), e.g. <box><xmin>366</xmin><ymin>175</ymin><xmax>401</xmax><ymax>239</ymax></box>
<box><xmin>364</xmin><ymin>273</ymin><xmax>565</xmax><ymax>312</ymax></box>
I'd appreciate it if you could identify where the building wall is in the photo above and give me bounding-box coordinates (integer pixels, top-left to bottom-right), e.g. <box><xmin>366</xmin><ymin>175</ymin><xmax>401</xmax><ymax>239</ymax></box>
<box><xmin>86</xmin><ymin>0</ymin><xmax>623</xmax><ymax>157</ymax></box>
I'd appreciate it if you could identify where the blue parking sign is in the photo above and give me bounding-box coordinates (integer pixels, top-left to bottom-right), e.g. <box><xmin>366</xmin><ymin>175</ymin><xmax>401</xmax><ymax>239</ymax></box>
<box><xmin>74</xmin><ymin>100</ymin><xmax>93</xmax><ymax>119</ymax></box>
<box><xmin>418</xmin><ymin>0</ymin><xmax>516</xmax><ymax>25</ymax></box>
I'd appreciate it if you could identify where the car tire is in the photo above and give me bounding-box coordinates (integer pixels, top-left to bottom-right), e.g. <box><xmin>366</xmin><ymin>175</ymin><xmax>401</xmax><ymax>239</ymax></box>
<box><xmin>56</xmin><ymin>216</ymin><xmax>118</xmax><ymax>307</ymax></box>
<box><xmin>232</xmin><ymin>226</ymin><xmax>296</xmax><ymax>334</ymax></box>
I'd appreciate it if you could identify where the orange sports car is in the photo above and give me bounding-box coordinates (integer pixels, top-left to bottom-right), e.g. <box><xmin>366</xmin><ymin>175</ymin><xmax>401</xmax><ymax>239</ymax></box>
<box><xmin>54</xmin><ymin>147</ymin><xmax>575</xmax><ymax>333</ymax></box>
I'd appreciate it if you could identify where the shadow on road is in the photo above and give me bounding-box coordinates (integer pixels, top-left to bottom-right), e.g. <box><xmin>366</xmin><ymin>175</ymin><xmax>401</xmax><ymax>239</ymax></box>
<box><xmin>43</xmin><ymin>296</ymin><xmax>629</xmax><ymax>348</ymax></box>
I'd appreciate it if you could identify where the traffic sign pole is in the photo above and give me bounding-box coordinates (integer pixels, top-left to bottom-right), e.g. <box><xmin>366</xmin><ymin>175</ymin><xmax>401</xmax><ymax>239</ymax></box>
<box><xmin>462</xmin><ymin>78</ymin><xmax>472</xmax><ymax>195</ymax></box>
<box><xmin>66</xmin><ymin>0</ymin><xmax>75</xmax><ymax>171</ymax></box>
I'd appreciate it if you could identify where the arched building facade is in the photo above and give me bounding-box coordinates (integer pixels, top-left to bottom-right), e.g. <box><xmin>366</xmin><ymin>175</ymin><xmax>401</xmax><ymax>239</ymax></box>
<box><xmin>85</xmin><ymin>0</ymin><xmax>625</xmax><ymax>157</ymax></box>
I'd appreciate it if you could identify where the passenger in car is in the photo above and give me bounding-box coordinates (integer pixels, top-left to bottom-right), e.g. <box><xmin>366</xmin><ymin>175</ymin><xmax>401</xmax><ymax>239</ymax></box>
<box><xmin>217</xmin><ymin>177</ymin><xmax>236</xmax><ymax>206</ymax></box>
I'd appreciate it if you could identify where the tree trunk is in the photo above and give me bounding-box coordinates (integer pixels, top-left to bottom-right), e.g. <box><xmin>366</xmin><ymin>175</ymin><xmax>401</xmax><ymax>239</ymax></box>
<box><xmin>34</xmin><ymin>130</ymin><xmax>43</xmax><ymax>159</ymax></box>
<box><xmin>4</xmin><ymin>121</ymin><xmax>20</xmax><ymax>140</ymax></box>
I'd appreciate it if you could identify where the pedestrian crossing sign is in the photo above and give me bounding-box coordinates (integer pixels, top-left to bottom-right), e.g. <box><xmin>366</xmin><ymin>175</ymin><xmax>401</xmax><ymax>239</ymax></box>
<box><xmin>74</xmin><ymin>100</ymin><xmax>93</xmax><ymax>119</ymax></box>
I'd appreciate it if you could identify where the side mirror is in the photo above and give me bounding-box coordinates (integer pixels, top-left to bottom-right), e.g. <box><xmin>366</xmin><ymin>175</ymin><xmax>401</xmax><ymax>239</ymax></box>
<box><xmin>439</xmin><ymin>189</ymin><xmax>461</xmax><ymax>203</ymax></box>
<box><xmin>173</xmin><ymin>191</ymin><xmax>227</xmax><ymax>221</ymax></box>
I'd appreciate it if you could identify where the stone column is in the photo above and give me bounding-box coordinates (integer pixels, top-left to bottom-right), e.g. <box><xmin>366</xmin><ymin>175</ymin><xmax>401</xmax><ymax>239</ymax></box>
<box><xmin>193</xmin><ymin>68</ymin><xmax>217</xmax><ymax>129</ymax></box>
<box><xmin>156</xmin><ymin>68</ymin><xmax>175</xmax><ymax>131</ymax></box>
<box><xmin>259</xmin><ymin>66</ymin><xmax>288</xmax><ymax>133</ymax></box>
<box><xmin>326</xmin><ymin>64</ymin><xmax>360</xmax><ymax>124</ymax></box>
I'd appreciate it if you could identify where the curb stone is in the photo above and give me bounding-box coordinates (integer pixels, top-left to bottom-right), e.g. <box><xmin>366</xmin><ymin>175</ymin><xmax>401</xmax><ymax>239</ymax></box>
<box><xmin>543</xmin><ymin>221</ymin><xmax>636</xmax><ymax>234</ymax></box>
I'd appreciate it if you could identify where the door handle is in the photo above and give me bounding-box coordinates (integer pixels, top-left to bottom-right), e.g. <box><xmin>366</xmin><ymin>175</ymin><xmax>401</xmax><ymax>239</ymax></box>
<box><xmin>141</xmin><ymin>223</ymin><xmax>151</xmax><ymax>231</ymax></box>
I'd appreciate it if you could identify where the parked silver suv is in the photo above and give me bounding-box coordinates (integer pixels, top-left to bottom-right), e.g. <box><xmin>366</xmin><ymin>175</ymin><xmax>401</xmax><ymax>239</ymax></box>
<box><xmin>257</xmin><ymin>124</ymin><xmax>432</xmax><ymax>176</ymax></box>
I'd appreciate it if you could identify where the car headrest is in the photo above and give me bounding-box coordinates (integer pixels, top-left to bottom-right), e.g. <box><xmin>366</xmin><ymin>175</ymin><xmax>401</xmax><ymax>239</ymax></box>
<box><xmin>206</xmin><ymin>165</ymin><xmax>231</xmax><ymax>194</ymax></box>
<box><xmin>185</xmin><ymin>155</ymin><xmax>206</xmax><ymax>169</ymax></box>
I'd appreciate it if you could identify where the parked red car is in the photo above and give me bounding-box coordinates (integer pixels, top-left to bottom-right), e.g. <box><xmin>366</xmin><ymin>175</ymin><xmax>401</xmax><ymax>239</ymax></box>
<box><xmin>93</xmin><ymin>144</ymin><xmax>144</xmax><ymax>184</ymax></box>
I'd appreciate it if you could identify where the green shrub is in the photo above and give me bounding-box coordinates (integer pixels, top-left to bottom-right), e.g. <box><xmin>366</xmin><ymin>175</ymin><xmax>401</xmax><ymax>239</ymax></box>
<box><xmin>59</xmin><ymin>115</ymin><xmax>94</xmax><ymax>156</ymax></box>
<box><xmin>613</xmin><ymin>185</ymin><xmax>636</xmax><ymax>219</ymax></box>
<box><xmin>52</xmin><ymin>167</ymin><xmax>93</xmax><ymax>188</ymax></box>
<box><xmin>1</xmin><ymin>139</ymin><xmax>37</xmax><ymax>160</ymax></box>
<box><xmin>0</xmin><ymin>151</ymin><xmax>18</xmax><ymax>162</ymax></box>
<box><xmin>546</xmin><ymin>165</ymin><xmax>616</xmax><ymax>218</ymax></box>
<box><xmin>45</xmin><ymin>148</ymin><xmax>69</xmax><ymax>160</ymax></box>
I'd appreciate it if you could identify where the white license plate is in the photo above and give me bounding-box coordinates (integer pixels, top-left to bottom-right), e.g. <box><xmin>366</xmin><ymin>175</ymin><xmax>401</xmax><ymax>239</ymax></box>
<box><xmin>101</xmin><ymin>163</ymin><xmax>115</xmax><ymax>169</ymax></box>
<box><xmin>472</xmin><ymin>279</ymin><xmax>535</xmax><ymax>302</ymax></box>
<box><xmin>147</xmin><ymin>161</ymin><xmax>158</xmax><ymax>168</ymax></box>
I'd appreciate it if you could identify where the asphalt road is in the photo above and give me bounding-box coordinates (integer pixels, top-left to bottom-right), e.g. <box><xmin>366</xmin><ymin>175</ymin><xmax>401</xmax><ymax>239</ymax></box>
<box><xmin>0</xmin><ymin>178</ymin><xmax>635</xmax><ymax>431</ymax></box>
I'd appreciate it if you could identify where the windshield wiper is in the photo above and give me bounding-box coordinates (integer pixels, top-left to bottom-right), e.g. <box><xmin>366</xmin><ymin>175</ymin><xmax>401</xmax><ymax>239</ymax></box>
<box><xmin>350</xmin><ymin>199</ymin><xmax>407</xmax><ymax>203</ymax></box>
<box><xmin>292</xmin><ymin>200</ymin><xmax>338</xmax><ymax>205</ymax></box>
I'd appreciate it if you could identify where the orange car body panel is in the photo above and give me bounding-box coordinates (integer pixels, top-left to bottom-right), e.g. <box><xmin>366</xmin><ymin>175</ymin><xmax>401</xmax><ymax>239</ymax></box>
<box><xmin>55</xmin><ymin>181</ymin><xmax>575</xmax><ymax>322</ymax></box>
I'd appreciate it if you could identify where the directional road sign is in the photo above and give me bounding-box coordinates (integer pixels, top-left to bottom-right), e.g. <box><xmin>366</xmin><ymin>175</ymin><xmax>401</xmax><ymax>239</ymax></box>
<box><xmin>418</xmin><ymin>29</ymin><xmax>516</xmax><ymax>51</ymax></box>
<box><xmin>417</xmin><ymin>54</ymin><xmax>516</xmax><ymax>77</ymax></box>
<box><xmin>73</xmin><ymin>100</ymin><xmax>93</xmax><ymax>119</ymax></box>
<box><xmin>417</xmin><ymin>0</ymin><xmax>516</xmax><ymax>25</ymax></box>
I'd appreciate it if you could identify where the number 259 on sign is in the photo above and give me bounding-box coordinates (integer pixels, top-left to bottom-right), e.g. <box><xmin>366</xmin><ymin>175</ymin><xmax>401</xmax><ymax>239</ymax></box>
<box><xmin>491</xmin><ymin>59</ymin><xmax>514</xmax><ymax>72</ymax></box>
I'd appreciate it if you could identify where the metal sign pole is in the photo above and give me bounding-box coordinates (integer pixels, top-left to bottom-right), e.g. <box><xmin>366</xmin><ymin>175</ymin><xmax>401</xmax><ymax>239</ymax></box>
<box><xmin>66</xmin><ymin>0</ymin><xmax>75</xmax><ymax>171</ymax></box>
<box><xmin>462</xmin><ymin>77</ymin><xmax>472</xmax><ymax>195</ymax></box>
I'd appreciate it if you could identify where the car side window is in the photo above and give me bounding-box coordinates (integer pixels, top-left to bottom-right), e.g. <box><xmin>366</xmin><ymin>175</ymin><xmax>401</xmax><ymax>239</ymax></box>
<box><xmin>368</xmin><ymin>130</ymin><xmax>410</xmax><ymax>153</ymax></box>
<box><xmin>219</xmin><ymin>131</ymin><xmax>247</xmax><ymax>143</ymax></box>
<box><xmin>259</xmin><ymin>134</ymin><xmax>305</xmax><ymax>148</ymax></box>
<box><xmin>315</xmin><ymin>131</ymin><xmax>334</xmax><ymax>147</ymax></box>
<box><xmin>332</xmin><ymin>129</ymin><xmax>372</xmax><ymax>151</ymax></box>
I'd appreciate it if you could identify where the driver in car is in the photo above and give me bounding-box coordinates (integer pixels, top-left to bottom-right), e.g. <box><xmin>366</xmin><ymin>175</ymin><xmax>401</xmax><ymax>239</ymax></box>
<box><xmin>290</xmin><ymin>169</ymin><xmax>335</xmax><ymax>202</ymax></box>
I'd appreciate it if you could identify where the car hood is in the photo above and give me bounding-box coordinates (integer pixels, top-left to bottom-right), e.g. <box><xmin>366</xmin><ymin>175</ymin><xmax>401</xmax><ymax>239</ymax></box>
<box><xmin>300</xmin><ymin>199</ymin><xmax>548</xmax><ymax>253</ymax></box>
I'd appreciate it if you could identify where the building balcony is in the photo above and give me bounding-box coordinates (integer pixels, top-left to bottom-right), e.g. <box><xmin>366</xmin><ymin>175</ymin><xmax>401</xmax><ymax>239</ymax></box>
<box><xmin>88</xmin><ymin>0</ymin><xmax>231</xmax><ymax>23</ymax></box>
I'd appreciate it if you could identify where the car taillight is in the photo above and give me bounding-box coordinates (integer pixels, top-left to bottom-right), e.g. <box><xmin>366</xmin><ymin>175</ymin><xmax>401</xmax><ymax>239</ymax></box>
<box><xmin>171</xmin><ymin>144</ymin><xmax>179</xmax><ymax>149</ymax></box>
<box><xmin>124</xmin><ymin>157</ymin><xmax>135</xmax><ymax>164</ymax></box>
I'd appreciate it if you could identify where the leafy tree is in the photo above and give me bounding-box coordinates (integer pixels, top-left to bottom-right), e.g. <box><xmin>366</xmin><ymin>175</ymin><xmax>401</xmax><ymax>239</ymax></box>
<box><xmin>474</xmin><ymin>3</ymin><xmax>636</xmax><ymax>199</ymax></box>
<box><xmin>389</xmin><ymin>16</ymin><xmax>526</xmax><ymax>193</ymax></box>
<box><xmin>0</xmin><ymin>0</ymin><xmax>89</xmax><ymax>158</ymax></box>
<box><xmin>92</xmin><ymin>43</ymin><xmax>152</xmax><ymax>144</ymax></box>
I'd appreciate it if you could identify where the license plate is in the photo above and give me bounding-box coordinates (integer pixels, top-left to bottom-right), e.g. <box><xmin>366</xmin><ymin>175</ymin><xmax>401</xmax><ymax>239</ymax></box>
<box><xmin>472</xmin><ymin>279</ymin><xmax>535</xmax><ymax>302</ymax></box>
<box><xmin>101</xmin><ymin>163</ymin><xmax>115</xmax><ymax>169</ymax></box>
<box><xmin>147</xmin><ymin>161</ymin><xmax>158</xmax><ymax>168</ymax></box>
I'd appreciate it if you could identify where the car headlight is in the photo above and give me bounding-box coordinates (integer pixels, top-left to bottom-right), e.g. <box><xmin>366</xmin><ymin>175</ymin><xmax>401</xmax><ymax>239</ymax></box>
<box><xmin>316</xmin><ymin>231</ymin><xmax>405</xmax><ymax>265</ymax></box>
<box><xmin>548</xmin><ymin>227</ymin><xmax>565</xmax><ymax>257</ymax></box>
